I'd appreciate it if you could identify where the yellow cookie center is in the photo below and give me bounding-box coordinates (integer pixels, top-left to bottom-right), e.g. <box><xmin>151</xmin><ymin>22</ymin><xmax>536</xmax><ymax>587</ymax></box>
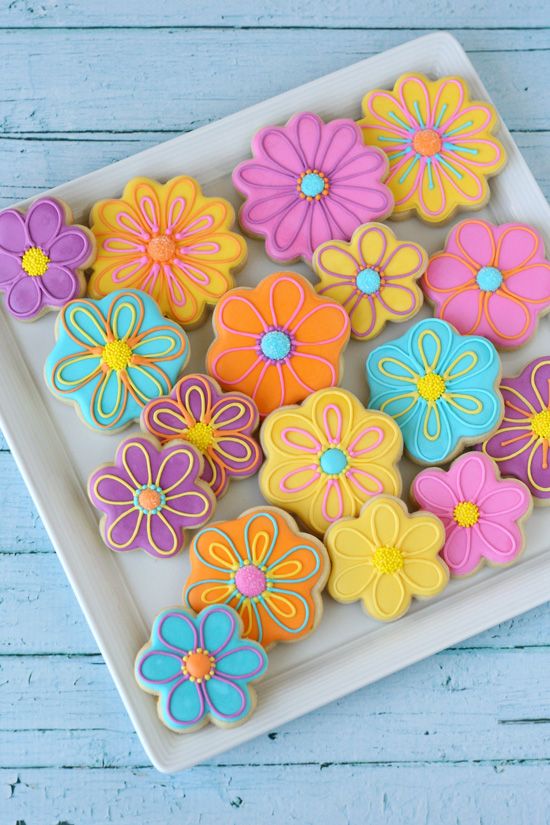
<box><xmin>417</xmin><ymin>372</ymin><xmax>446</xmax><ymax>401</ymax></box>
<box><xmin>183</xmin><ymin>422</ymin><xmax>215</xmax><ymax>452</ymax></box>
<box><xmin>102</xmin><ymin>339</ymin><xmax>133</xmax><ymax>371</ymax></box>
<box><xmin>531</xmin><ymin>410</ymin><xmax>550</xmax><ymax>439</ymax></box>
<box><xmin>372</xmin><ymin>545</ymin><xmax>404</xmax><ymax>575</ymax></box>
<box><xmin>147</xmin><ymin>235</ymin><xmax>177</xmax><ymax>262</ymax></box>
<box><xmin>453</xmin><ymin>500</ymin><xmax>479</xmax><ymax>528</ymax></box>
<box><xmin>182</xmin><ymin>648</ymin><xmax>216</xmax><ymax>683</ymax></box>
<box><xmin>21</xmin><ymin>246</ymin><xmax>50</xmax><ymax>277</ymax></box>
<box><xmin>412</xmin><ymin>128</ymin><xmax>442</xmax><ymax>157</ymax></box>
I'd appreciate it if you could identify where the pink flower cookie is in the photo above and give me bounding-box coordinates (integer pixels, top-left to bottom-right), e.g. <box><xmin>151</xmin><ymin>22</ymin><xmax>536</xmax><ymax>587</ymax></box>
<box><xmin>232</xmin><ymin>112</ymin><xmax>393</xmax><ymax>263</ymax></box>
<box><xmin>412</xmin><ymin>452</ymin><xmax>532</xmax><ymax>577</ymax></box>
<box><xmin>422</xmin><ymin>220</ymin><xmax>550</xmax><ymax>350</ymax></box>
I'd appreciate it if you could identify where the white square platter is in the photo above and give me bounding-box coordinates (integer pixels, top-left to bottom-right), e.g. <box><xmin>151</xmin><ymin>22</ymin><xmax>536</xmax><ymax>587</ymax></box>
<box><xmin>1</xmin><ymin>32</ymin><xmax>550</xmax><ymax>773</ymax></box>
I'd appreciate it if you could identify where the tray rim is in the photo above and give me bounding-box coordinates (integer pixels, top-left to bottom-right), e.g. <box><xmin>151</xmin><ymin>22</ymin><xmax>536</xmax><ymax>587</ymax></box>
<box><xmin>2</xmin><ymin>30</ymin><xmax>550</xmax><ymax>773</ymax></box>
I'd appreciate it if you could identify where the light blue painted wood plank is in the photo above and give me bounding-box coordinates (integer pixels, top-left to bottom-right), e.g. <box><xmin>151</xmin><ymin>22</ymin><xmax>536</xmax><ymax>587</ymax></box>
<box><xmin>0</xmin><ymin>30</ymin><xmax>548</xmax><ymax>134</ymax></box>
<box><xmin>0</xmin><ymin>1</ymin><xmax>548</xmax><ymax>28</ymax></box>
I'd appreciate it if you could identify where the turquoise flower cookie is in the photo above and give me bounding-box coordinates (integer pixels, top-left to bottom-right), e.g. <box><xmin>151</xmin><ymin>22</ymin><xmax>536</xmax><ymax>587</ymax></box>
<box><xmin>366</xmin><ymin>318</ymin><xmax>502</xmax><ymax>465</ymax></box>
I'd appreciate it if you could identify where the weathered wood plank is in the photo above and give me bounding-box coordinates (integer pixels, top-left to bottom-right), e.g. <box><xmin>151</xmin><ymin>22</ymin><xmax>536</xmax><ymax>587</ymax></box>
<box><xmin>1</xmin><ymin>763</ymin><xmax>549</xmax><ymax>824</ymax></box>
<box><xmin>0</xmin><ymin>1</ymin><xmax>549</xmax><ymax>29</ymax></box>
<box><xmin>1</xmin><ymin>648</ymin><xmax>550</xmax><ymax>768</ymax></box>
<box><xmin>0</xmin><ymin>130</ymin><xmax>548</xmax><ymax>210</ymax></box>
<box><xmin>0</xmin><ymin>31</ymin><xmax>548</xmax><ymax>134</ymax></box>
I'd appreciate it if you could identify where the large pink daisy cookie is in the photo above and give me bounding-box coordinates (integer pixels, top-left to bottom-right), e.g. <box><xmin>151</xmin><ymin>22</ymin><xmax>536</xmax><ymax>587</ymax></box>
<box><xmin>412</xmin><ymin>451</ymin><xmax>532</xmax><ymax>577</ymax></box>
<box><xmin>232</xmin><ymin>111</ymin><xmax>393</xmax><ymax>263</ymax></box>
<box><xmin>422</xmin><ymin>220</ymin><xmax>550</xmax><ymax>350</ymax></box>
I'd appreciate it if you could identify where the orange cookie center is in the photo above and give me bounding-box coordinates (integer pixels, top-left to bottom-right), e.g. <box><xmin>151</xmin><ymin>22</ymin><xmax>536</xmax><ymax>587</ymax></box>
<box><xmin>147</xmin><ymin>235</ymin><xmax>177</xmax><ymax>262</ymax></box>
<box><xmin>412</xmin><ymin>129</ymin><xmax>442</xmax><ymax>157</ymax></box>
<box><xmin>182</xmin><ymin>648</ymin><xmax>216</xmax><ymax>683</ymax></box>
<box><xmin>137</xmin><ymin>488</ymin><xmax>162</xmax><ymax>511</ymax></box>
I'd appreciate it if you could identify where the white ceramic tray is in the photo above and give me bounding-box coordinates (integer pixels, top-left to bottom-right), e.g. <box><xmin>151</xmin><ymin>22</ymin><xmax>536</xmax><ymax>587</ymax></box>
<box><xmin>2</xmin><ymin>32</ymin><xmax>550</xmax><ymax>773</ymax></box>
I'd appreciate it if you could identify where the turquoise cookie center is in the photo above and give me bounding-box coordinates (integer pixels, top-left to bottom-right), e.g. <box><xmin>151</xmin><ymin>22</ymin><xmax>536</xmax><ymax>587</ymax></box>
<box><xmin>300</xmin><ymin>173</ymin><xmax>326</xmax><ymax>198</ymax></box>
<box><xmin>319</xmin><ymin>447</ymin><xmax>348</xmax><ymax>475</ymax></box>
<box><xmin>260</xmin><ymin>330</ymin><xmax>292</xmax><ymax>361</ymax></box>
<box><xmin>356</xmin><ymin>268</ymin><xmax>381</xmax><ymax>295</ymax></box>
<box><xmin>476</xmin><ymin>266</ymin><xmax>503</xmax><ymax>292</ymax></box>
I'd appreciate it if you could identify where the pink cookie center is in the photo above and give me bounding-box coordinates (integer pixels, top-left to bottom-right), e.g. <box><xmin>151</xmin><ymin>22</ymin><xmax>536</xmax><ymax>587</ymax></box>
<box><xmin>147</xmin><ymin>235</ymin><xmax>176</xmax><ymax>262</ymax></box>
<box><xmin>235</xmin><ymin>564</ymin><xmax>266</xmax><ymax>597</ymax></box>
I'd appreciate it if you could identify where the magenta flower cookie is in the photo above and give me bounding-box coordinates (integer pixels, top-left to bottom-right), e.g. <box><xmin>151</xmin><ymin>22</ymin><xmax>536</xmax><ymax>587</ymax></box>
<box><xmin>412</xmin><ymin>452</ymin><xmax>532</xmax><ymax>576</ymax></box>
<box><xmin>232</xmin><ymin>112</ymin><xmax>393</xmax><ymax>263</ymax></box>
<box><xmin>141</xmin><ymin>373</ymin><xmax>262</xmax><ymax>498</ymax></box>
<box><xmin>422</xmin><ymin>220</ymin><xmax>550</xmax><ymax>350</ymax></box>
<box><xmin>0</xmin><ymin>197</ymin><xmax>94</xmax><ymax>320</ymax></box>
<box><xmin>479</xmin><ymin>357</ymin><xmax>550</xmax><ymax>504</ymax></box>
<box><xmin>88</xmin><ymin>435</ymin><xmax>215</xmax><ymax>558</ymax></box>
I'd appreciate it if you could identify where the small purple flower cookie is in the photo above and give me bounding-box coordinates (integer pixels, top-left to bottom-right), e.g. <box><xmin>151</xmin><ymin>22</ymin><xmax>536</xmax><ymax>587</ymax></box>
<box><xmin>135</xmin><ymin>605</ymin><xmax>268</xmax><ymax>733</ymax></box>
<box><xmin>232</xmin><ymin>111</ymin><xmax>393</xmax><ymax>263</ymax></box>
<box><xmin>0</xmin><ymin>197</ymin><xmax>94</xmax><ymax>320</ymax></box>
<box><xmin>412</xmin><ymin>451</ymin><xmax>532</xmax><ymax>577</ymax></box>
<box><xmin>88</xmin><ymin>435</ymin><xmax>215</xmax><ymax>559</ymax></box>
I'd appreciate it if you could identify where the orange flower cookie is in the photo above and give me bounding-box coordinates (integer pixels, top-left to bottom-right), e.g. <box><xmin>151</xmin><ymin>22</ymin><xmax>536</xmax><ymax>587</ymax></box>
<box><xmin>183</xmin><ymin>507</ymin><xmax>329</xmax><ymax>648</ymax></box>
<box><xmin>260</xmin><ymin>387</ymin><xmax>403</xmax><ymax>535</ymax></box>
<box><xmin>326</xmin><ymin>495</ymin><xmax>448</xmax><ymax>621</ymax></box>
<box><xmin>88</xmin><ymin>176</ymin><xmax>247</xmax><ymax>328</ymax></box>
<box><xmin>312</xmin><ymin>222</ymin><xmax>427</xmax><ymax>340</ymax></box>
<box><xmin>207</xmin><ymin>272</ymin><xmax>350</xmax><ymax>418</ymax></box>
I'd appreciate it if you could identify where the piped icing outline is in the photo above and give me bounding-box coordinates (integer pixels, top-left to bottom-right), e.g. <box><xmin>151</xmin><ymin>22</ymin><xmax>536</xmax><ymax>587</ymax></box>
<box><xmin>478</xmin><ymin>356</ymin><xmax>550</xmax><ymax>505</ymax></box>
<box><xmin>232</xmin><ymin>111</ymin><xmax>393</xmax><ymax>263</ymax></box>
<box><xmin>206</xmin><ymin>271</ymin><xmax>350</xmax><ymax>418</ymax></box>
<box><xmin>183</xmin><ymin>506</ymin><xmax>329</xmax><ymax>648</ymax></box>
<box><xmin>358</xmin><ymin>73</ymin><xmax>506</xmax><ymax>224</ymax></box>
<box><xmin>88</xmin><ymin>434</ymin><xmax>216</xmax><ymax>559</ymax></box>
<box><xmin>141</xmin><ymin>373</ymin><xmax>262</xmax><ymax>499</ymax></box>
<box><xmin>44</xmin><ymin>288</ymin><xmax>189</xmax><ymax>432</ymax></box>
<box><xmin>366</xmin><ymin>317</ymin><xmax>502</xmax><ymax>465</ymax></box>
<box><xmin>411</xmin><ymin>451</ymin><xmax>532</xmax><ymax>577</ymax></box>
<box><xmin>326</xmin><ymin>495</ymin><xmax>448</xmax><ymax>622</ymax></box>
<box><xmin>421</xmin><ymin>219</ymin><xmax>550</xmax><ymax>350</ymax></box>
<box><xmin>260</xmin><ymin>386</ymin><xmax>403</xmax><ymax>536</ymax></box>
<box><xmin>312</xmin><ymin>221</ymin><xmax>427</xmax><ymax>340</ymax></box>
<box><xmin>135</xmin><ymin>604</ymin><xmax>267</xmax><ymax>733</ymax></box>
<box><xmin>0</xmin><ymin>196</ymin><xmax>94</xmax><ymax>321</ymax></box>
<box><xmin>88</xmin><ymin>175</ymin><xmax>247</xmax><ymax>328</ymax></box>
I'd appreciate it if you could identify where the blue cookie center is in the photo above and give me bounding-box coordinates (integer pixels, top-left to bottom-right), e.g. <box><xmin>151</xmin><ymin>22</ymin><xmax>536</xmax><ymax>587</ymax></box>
<box><xmin>300</xmin><ymin>172</ymin><xmax>326</xmax><ymax>198</ymax></box>
<box><xmin>356</xmin><ymin>268</ymin><xmax>381</xmax><ymax>295</ymax></box>
<box><xmin>476</xmin><ymin>266</ymin><xmax>503</xmax><ymax>292</ymax></box>
<box><xmin>319</xmin><ymin>447</ymin><xmax>348</xmax><ymax>475</ymax></box>
<box><xmin>260</xmin><ymin>329</ymin><xmax>292</xmax><ymax>361</ymax></box>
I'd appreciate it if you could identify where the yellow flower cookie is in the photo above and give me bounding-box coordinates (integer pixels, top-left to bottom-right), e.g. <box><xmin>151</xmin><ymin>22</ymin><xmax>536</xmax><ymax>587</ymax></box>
<box><xmin>88</xmin><ymin>176</ymin><xmax>247</xmax><ymax>328</ymax></box>
<box><xmin>260</xmin><ymin>387</ymin><xmax>402</xmax><ymax>536</ymax></box>
<box><xmin>312</xmin><ymin>222</ymin><xmax>426</xmax><ymax>340</ymax></box>
<box><xmin>326</xmin><ymin>495</ymin><xmax>448</xmax><ymax>621</ymax></box>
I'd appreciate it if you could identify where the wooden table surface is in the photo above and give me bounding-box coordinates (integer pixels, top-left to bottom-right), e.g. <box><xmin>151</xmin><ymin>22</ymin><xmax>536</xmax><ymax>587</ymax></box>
<box><xmin>1</xmin><ymin>3</ymin><xmax>549</xmax><ymax>822</ymax></box>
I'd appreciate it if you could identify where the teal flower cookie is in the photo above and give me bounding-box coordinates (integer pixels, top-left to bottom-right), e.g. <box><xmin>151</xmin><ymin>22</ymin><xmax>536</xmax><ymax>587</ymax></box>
<box><xmin>366</xmin><ymin>318</ymin><xmax>502</xmax><ymax>464</ymax></box>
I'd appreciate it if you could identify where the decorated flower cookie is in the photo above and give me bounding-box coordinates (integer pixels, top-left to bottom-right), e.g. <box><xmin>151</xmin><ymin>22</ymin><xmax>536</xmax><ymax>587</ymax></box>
<box><xmin>141</xmin><ymin>373</ymin><xmax>262</xmax><ymax>499</ymax></box>
<box><xmin>44</xmin><ymin>289</ymin><xmax>189</xmax><ymax>432</ymax></box>
<box><xmin>207</xmin><ymin>272</ymin><xmax>350</xmax><ymax>418</ymax></box>
<box><xmin>326</xmin><ymin>495</ymin><xmax>448</xmax><ymax>622</ymax></box>
<box><xmin>184</xmin><ymin>507</ymin><xmax>328</xmax><ymax>648</ymax></box>
<box><xmin>0</xmin><ymin>196</ymin><xmax>94</xmax><ymax>320</ymax></box>
<box><xmin>88</xmin><ymin>176</ymin><xmax>247</xmax><ymax>328</ymax></box>
<box><xmin>358</xmin><ymin>74</ymin><xmax>506</xmax><ymax>223</ymax></box>
<box><xmin>232</xmin><ymin>111</ymin><xmax>393</xmax><ymax>263</ymax></box>
<box><xmin>312</xmin><ymin>222</ymin><xmax>426</xmax><ymax>340</ymax></box>
<box><xmin>366</xmin><ymin>318</ymin><xmax>502</xmax><ymax>465</ymax></box>
<box><xmin>135</xmin><ymin>605</ymin><xmax>267</xmax><ymax>732</ymax></box>
<box><xmin>88</xmin><ymin>435</ymin><xmax>215</xmax><ymax>559</ymax></box>
<box><xmin>411</xmin><ymin>451</ymin><xmax>532</xmax><ymax>577</ymax></box>
<box><xmin>422</xmin><ymin>220</ymin><xmax>550</xmax><ymax>350</ymax></box>
<box><xmin>260</xmin><ymin>387</ymin><xmax>403</xmax><ymax>535</ymax></box>
<box><xmin>478</xmin><ymin>357</ymin><xmax>550</xmax><ymax>504</ymax></box>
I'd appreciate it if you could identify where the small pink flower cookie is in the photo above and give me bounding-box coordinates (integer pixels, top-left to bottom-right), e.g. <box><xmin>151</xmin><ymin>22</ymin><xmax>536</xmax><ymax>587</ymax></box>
<box><xmin>232</xmin><ymin>111</ymin><xmax>393</xmax><ymax>263</ymax></box>
<box><xmin>411</xmin><ymin>451</ymin><xmax>532</xmax><ymax>577</ymax></box>
<box><xmin>422</xmin><ymin>220</ymin><xmax>550</xmax><ymax>350</ymax></box>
